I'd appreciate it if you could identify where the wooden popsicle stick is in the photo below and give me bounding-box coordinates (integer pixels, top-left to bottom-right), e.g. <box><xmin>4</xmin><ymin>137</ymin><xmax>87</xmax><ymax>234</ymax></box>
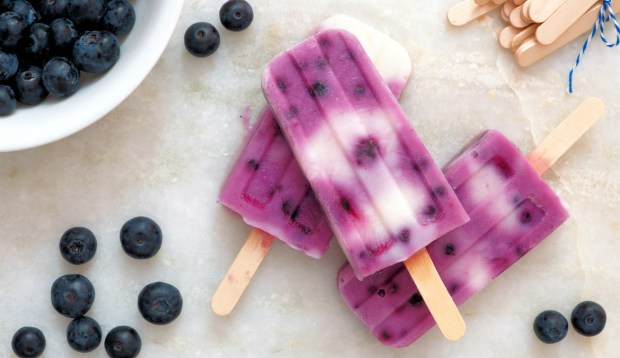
<box><xmin>526</xmin><ymin>97</ymin><xmax>604</xmax><ymax>175</ymax></box>
<box><xmin>521</xmin><ymin>0</ymin><xmax>533</xmax><ymax>22</ymax></box>
<box><xmin>503</xmin><ymin>1</ymin><xmax>517</xmax><ymax>20</ymax></box>
<box><xmin>535</xmin><ymin>0</ymin><xmax>599</xmax><ymax>45</ymax></box>
<box><xmin>500</xmin><ymin>26</ymin><xmax>522</xmax><ymax>49</ymax></box>
<box><xmin>511</xmin><ymin>24</ymin><xmax>538</xmax><ymax>51</ymax></box>
<box><xmin>404</xmin><ymin>248</ymin><xmax>466</xmax><ymax>341</ymax></box>
<box><xmin>501</xmin><ymin>8</ymin><xmax>511</xmax><ymax>22</ymax></box>
<box><xmin>211</xmin><ymin>228</ymin><xmax>276</xmax><ymax>316</ymax></box>
<box><xmin>516</xmin><ymin>1</ymin><xmax>619</xmax><ymax>66</ymax></box>
<box><xmin>510</xmin><ymin>4</ymin><xmax>531</xmax><ymax>28</ymax></box>
<box><xmin>528</xmin><ymin>0</ymin><xmax>569</xmax><ymax>23</ymax></box>
<box><xmin>448</xmin><ymin>0</ymin><xmax>503</xmax><ymax>26</ymax></box>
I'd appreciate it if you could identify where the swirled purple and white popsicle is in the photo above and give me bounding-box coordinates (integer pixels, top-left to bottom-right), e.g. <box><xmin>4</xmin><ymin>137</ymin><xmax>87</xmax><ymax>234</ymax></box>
<box><xmin>212</xmin><ymin>16</ymin><xmax>416</xmax><ymax>316</ymax></box>
<box><xmin>219</xmin><ymin>15</ymin><xmax>413</xmax><ymax>259</ymax></box>
<box><xmin>262</xmin><ymin>29</ymin><xmax>469</xmax><ymax>279</ymax></box>
<box><xmin>337</xmin><ymin>129</ymin><xmax>572</xmax><ymax>347</ymax></box>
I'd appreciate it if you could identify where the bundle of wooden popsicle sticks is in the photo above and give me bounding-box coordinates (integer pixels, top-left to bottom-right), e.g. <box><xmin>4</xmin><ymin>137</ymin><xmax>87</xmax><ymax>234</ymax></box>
<box><xmin>448</xmin><ymin>0</ymin><xmax>620</xmax><ymax>67</ymax></box>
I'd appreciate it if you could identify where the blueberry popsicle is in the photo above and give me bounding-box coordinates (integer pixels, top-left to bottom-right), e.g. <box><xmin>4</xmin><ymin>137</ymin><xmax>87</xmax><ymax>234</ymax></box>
<box><xmin>262</xmin><ymin>29</ymin><xmax>469</xmax><ymax>339</ymax></box>
<box><xmin>337</xmin><ymin>98</ymin><xmax>604</xmax><ymax>347</ymax></box>
<box><xmin>262</xmin><ymin>28</ymin><xmax>468</xmax><ymax>281</ymax></box>
<box><xmin>212</xmin><ymin>16</ymin><xmax>413</xmax><ymax>316</ymax></box>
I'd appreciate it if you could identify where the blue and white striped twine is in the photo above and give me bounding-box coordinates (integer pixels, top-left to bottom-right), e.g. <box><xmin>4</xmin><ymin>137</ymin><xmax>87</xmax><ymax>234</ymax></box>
<box><xmin>568</xmin><ymin>0</ymin><xmax>620</xmax><ymax>93</ymax></box>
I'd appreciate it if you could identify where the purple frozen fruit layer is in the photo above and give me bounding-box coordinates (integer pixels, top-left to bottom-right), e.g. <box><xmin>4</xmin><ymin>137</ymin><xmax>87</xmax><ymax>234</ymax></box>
<box><xmin>262</xmin><ymin>29</ymin><xmax>468</xmax><ymax>278</ymax></box>
<box><xmin>219</xmin><ymin>107</ymin><xmax>333</xmax><ymax>258</ymax></box>
<box><xmin>337</xmin><ymin>130</ymin><xmax>569</xmax><ymax>347</ymax></box>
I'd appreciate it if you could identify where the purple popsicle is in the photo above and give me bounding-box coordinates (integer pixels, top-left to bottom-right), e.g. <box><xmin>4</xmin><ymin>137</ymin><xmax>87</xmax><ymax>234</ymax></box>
<box><xmin>213</xmin><ymin>16</ymin><xmax>413</xmax><ymax>316</ymax></box>
<box><xmin>337</xmin><ymin>96</ymin><xmax>603</xmax><ymax>347</ymax></box>
<box><xmin>262</xmin><ymin>29</ymin><xmax>469</xmax><ymax>279</ymax></box>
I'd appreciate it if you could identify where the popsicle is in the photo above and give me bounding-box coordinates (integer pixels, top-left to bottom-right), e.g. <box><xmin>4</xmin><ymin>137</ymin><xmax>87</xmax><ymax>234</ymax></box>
<box><xmin>337</xmin><ymin>98</ymin><xmax>604</xmax><ymax>347</ymax></box>
<box><xmin>262</xmin><ymin>29</ymin><xmax>470</xmax><ymax>339</ymax></box>
<box><xmin>212</xmin><ymin>15</ymin><xmax>413</xmax><ymax>316</ymax></box>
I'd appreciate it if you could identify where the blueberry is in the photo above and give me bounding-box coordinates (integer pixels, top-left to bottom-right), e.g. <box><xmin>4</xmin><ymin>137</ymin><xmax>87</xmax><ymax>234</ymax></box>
<box><xmin>309</xmin><ymin>81</ymin><xmax>327</xmax><ymax>97</ymax></box>
<box><xmin>14</xmin><ymin>65</ymin><xmax>48</xmax><ymax>105</ymax></box>
<box><xmin>40</xmin><ymin>0</ymin><xmax>70</xmax><ymax>21</ymax></box>
<box><xmin>571</xmin><ymin>301</ymin><xmax>606</xmax><ymax>336</ymax></box>
<box><xmin>66</xmin><ymin>316</ymin><xmax>102</xmax><ymax>353</ymax></box>
<box><xmin>23</xmin><ymin>22</ymin><xmax>51</xmax><ymax>60</ymax></box>
<box><xmin>120</xmin><ymin>216</ymin><xmax>162</xmax><ymax>259</ymax></box>
<box><xmin>51</xmin><ymin>274</ymin><xmax>95</xmax><ymax>318</ymax></box>
<box><xmin>50</xmin><ymin>17</ymin><xmax>78</xmax><ymax>53</ymax></box>
<box><xmin>10</xmin><ymin>0</ymin><xmax>41</xmax><ymax>26</ymax></box>
<box><xmin>137</xmin><ymin>281</ymin><xmax>183</xmax><ymax>325</ymax></box>
<box><xmin>42</xmin><ymin>57</ymin><xmax>80</xmax><ymax>97</ymax></box>
<box><xmin>355</xmin><ymin>138</ymin><xmax>379</xmax><ymax>165</ymax></box>
<box><xmin>219</xmin><ymin>0</ymin><xmax>253</xmax><ymax>32</ymax></box>
<box><xmin>12</xmin><ymin>327</ymin><xmax>46</xmax><ymax>358</ymax></box>
<box><xmin>72</xmin><ymin>30</ymin><xmax>120</xmax><ymax>73</ymax></box>
<box><xmin>103</xmin><ymin>0</ymin><xmax>135</xmax><ymax>36</ymax></box>
<box><xmin>0</xmin><ymin>11</ymin><xmax>29</xmax><ymax>49</ymax></box>
<box><xmin>59</xmin><ymin>227</ymin><xmax>97</xmax><ymax>264</ymax></box>
<box><xmin>184</xmin><ymin>22</ymin><xmax>220</xmax><ymax>58</ymax></box>
<box><xmin>533</xmin><ymin>310</ymin><xmax>568</xmax><ymax>344</ymax></box>
<box><xmin>104</xmin><ymin>326</ymin><xmax>141</xmax><ymax>358</ymax></box>
<box><xmin>67</xmin><ymin>0</ymin><xmax>106</xmax><ymax>27</ymax></box>
<box><xmin>0</xmin><ymin>85</ymin><xmax>16</xmax><ymax>115</ymax></box>
<box><xmin>0</xmin><ymin>50</ymin><xmax>18</xmax><ymax>81</ymax></box>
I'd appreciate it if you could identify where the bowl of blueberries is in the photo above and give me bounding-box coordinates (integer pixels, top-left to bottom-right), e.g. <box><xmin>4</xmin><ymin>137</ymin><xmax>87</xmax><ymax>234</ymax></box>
<box><xmin>0</xmin><ymin>0</ymin><xmax>184</xmax><ymax>152</ymax></box>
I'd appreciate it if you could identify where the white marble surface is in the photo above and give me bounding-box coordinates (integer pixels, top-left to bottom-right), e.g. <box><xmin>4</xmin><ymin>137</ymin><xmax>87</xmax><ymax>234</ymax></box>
<box><xmin>1</xmin><ymin>0</ymin><xmax>619</xmax><ymax>357</ymax></box>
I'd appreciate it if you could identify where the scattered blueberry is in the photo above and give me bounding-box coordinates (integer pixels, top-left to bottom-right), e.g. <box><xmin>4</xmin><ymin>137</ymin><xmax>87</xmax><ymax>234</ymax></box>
<box><xmin>120</xmin><ymin>216</ymin><xmax>163</xmax><ymax>259</ymax></box>
<box><xmin>40</xmin><ymin>0</ymin><xmax>70</xmax><ymax>21</ymax></box>
<box><xmin>12</xmin><ymin>327</ymin><xmax>46</xmax><ymax>358</ymax></box>
<box><xmin>103</xmin><ymin>0</ymin><xmax>135</xmax><ymax>36</ymax></box>
<box><xmin>184</xmin><ymin>22</ymin><xmax>220</xmax><ymax>58</ymax></box>
<box><xmin>138</xmin><ymin>281</ymin><xmax>183</xmax><ymax>325</ymax></box>
<box><xmin>72</xmin><ymin>30</ymin><xmax>120</xmax><ymax>72</ymax></box>
<box><xmin>51</xmin><ymin>274</ymin><xmax>95</xmax><ymax>318</ymax></box>
<box><xmin>571</xmin><ymin>301</ymin><xmax>606</xmax><ymax>336</ymax></box>
<box><xmin>42</xmin><ymin>56</ymin><xmax>80</xmax><ymax>97</ymax></box>
<box><xmin>533</xmin><ymin>310</ymin><xmax>568</xmax><ymax>344</ymax></box>
<box><xmin>0</xmin><ymin>50</ymin><xmax>18</xmax><ymax>81</ymax></box>
<box><xmin>59</xmin><ymin>226</ymin><xmax>97</xmax><ymax>264</ymax></box>
<box><xmin>104</xmin><ymin>326</ymin><xmax>141</xmax><ymax>358</ymax></box>
<box><xmin>0</xmin><ymin>11</ymin><xmax>29</xmax><ymax>49</ymax></box>
<box><xmin>67</xmin><ymin>0</ymin><xmax>106</xmax><ymax>27</ymax></box>
<box><xmin>66</xmin><ymin>316</ymin><xmax>102</xmax><ymax>353</ymax></box>
<box><xmin>23</xmin><ymin>22</ymin><xmax>52</xmax><ymax>60</ymax></box>
<box><xmin>0</xmin><ymin>84</ymin><xmax>16</xmax><ymax>115</ymax></box>
<box><xmin>219</xmin><ymin>0</ymin><xmax>253</xmax><ymax>32</ymax></box>
<box><xmin>49</xmin><ymin>17</ymin><xmax>78</xmax><ymax>53</ymax></box>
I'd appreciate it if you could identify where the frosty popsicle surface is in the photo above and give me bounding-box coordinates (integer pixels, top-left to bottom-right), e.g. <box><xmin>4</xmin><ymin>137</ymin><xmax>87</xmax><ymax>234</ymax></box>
<box><xmin>262</xmin><ymin>29</ymin><xmax>469</xmax><ymax>279</ymax></box>
<box><xmin>212</xmin><ymin>16</ymin><xmax>414</xmax><ymax>316</ymax></box>
<box><xmin>337</xmin><ymin>98</ymin><xmax>604</xmax><ymax>347</ymax></box>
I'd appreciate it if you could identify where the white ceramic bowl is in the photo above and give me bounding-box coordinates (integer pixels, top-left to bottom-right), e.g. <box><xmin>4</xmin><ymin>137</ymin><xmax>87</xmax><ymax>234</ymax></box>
<box><xmin>0</xmin><ymin>0</ymin><xmax>184</xmax><ymax>152</ymax></box>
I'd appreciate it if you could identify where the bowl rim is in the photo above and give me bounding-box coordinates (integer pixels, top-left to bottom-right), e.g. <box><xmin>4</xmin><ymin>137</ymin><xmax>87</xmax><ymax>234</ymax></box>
<box><xmin>0</xmin><ymin>0</ymin><xmax>185</xmax><ymax>153</ymax></box>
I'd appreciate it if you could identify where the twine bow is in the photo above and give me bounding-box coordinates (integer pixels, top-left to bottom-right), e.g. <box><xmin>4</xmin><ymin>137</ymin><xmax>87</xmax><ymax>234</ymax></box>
<box><xmin>568</xmin><ymin>0</ymin><xmax>620</xmax><ymax>93</ymax></box>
